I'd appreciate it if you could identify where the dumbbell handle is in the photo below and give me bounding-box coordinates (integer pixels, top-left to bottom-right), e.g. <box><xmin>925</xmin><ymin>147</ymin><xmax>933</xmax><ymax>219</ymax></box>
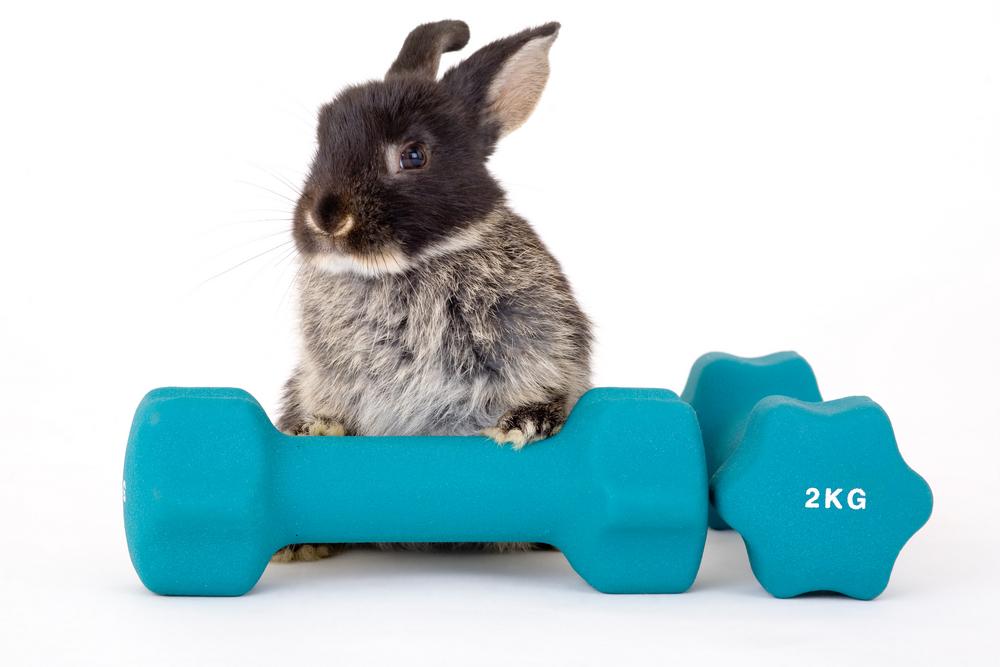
<box><xmin>272</xmin><ymin>428</ymin><xmax>583</xmax><ymax>546</ymax></box>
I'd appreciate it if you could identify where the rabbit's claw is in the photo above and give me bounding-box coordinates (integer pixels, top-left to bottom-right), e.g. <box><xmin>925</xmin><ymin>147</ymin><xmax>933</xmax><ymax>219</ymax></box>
<box><xmin>294</xmin><ymin>416</ymin><xmax>347</xmax><ymax>437</ymax></box>
<box><xmin>483</xmin><ymin>401</ymin><xmax>566</xmax><ymax>450</ymax></box>
<box><xmin>271</xmin><ymin>544</ymin><xmax>343</xmax><ymax>563</ymax></box>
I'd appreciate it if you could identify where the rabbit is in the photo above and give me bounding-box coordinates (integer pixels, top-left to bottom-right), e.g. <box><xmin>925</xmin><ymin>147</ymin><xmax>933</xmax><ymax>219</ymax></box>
<box><xmin>272</xmin><ymin>20</ymin><xmax>592</xmax><ymax>563</ymax></box>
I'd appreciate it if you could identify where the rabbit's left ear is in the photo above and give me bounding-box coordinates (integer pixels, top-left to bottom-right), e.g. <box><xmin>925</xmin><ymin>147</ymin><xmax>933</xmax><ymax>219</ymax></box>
<box><xmin>386</xmin><ymin>20</ymin><xmax>471</xmax><ymax>80</ymax></box>
<box><xmin>442</xmin><ymin>22</ymin><xmax>560</xmax><ymax>141</ymax></box>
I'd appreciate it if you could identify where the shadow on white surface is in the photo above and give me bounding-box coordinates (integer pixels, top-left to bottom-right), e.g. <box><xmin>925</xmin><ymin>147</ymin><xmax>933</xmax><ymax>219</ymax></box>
<box><xmin>689</xmin><ymin>529</ymin><xmax>761</xmax><ymax>594</ymax></box>
<box><xmin>253</xmin><ymin>530</ymin><xmax>766</xmax><ymax>597</ymax></box>
<box><xmin>258</xmin><ymin>548</ymin><xmax>592</xmax><ymax>596</ymax></box>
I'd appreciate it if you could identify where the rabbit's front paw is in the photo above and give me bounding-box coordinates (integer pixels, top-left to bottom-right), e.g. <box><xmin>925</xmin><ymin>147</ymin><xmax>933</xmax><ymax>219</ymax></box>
<box><xmin>483</xmin><ymin>401</ymin><xmax>566</xmax><ymax>450</ymax></box>
<box><xmin>294</xmin><ymin>416</ymin><xmax>347</xmax><ymax>436</ymax></box>
<box><xmin>271</xmin><ymin>544</ymin><xmax>344</xmax><ymax>563</ymax></box>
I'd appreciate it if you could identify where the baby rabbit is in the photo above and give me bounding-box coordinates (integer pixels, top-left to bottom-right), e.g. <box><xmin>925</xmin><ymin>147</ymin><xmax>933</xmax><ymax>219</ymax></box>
<box><xmin>273</xmin><ymin>20</ymin><xmax>592</xmax><ymax>562</ymax></box>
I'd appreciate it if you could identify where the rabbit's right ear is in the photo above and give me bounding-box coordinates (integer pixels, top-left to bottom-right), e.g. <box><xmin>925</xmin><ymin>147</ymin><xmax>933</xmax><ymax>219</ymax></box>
<box><xmin>386</xmin><ymin>20</ymin><xmax>471</xmax><ymax>80</ymax></box>
<box><xmin>441</xmin><ymin>22</ymin><xmax>560</xmax><ymax>143</ymax></box>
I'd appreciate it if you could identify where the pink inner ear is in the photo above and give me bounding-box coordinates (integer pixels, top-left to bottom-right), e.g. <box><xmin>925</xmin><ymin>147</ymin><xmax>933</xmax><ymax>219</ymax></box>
<box><xmin>487</xmin><ymin>34</ymin><xmax>557</xmax><ymax>137</ymax></box>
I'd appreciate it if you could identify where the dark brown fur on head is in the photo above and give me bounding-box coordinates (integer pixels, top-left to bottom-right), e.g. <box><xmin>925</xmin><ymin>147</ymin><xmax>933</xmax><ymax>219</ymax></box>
<box><xmin>292</xmin><ymin>20</ymin><xmax>561</xmax><ymax>266</ymax></box>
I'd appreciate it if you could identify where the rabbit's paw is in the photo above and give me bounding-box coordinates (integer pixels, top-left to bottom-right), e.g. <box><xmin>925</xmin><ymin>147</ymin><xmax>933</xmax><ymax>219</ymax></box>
<box><xmin>483</xmin><ymin>401</ymin><xmax>566</xmax><ymax>450</ymax></box>
<box><xmin>271</xmin><ymin>544</ymin><xmax>344</xmax><ymax>563</ymax></box>
<box><xmin>294</xmin><ymin>416</ymin><xmax>347</xmax><ymax>436</ymax></box>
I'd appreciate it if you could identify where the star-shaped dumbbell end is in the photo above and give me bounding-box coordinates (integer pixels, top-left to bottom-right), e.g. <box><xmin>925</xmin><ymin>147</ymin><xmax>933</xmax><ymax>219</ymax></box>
<box><xmin>682</xmin><ymin>351</ymin><xmax>822</xmax><ymax>530</ymax></box>
<box><xmin>711</xmin><ymin>396</ymin><xmax>933</xmax><ymax>599</ymax></box>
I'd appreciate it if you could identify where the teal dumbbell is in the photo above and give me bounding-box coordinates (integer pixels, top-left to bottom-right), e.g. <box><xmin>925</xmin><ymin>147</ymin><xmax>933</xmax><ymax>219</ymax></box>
<box><xmin>682</xmin><ymin>351</ymin><xmax>822</xmax><ymax>529</ymax></box>
<box><xmin>123</xmin><ymin>354</ymin><xmax>932</xmax><ymax>599</ymax></box>
<box><xmin>682</xmin><ymin>352</ymin><xmax>933</xmax><ymax>599</ymax></box>
<box><xmin>123</xmin><ymin>387</ymin><xmax>708</xmax><ymax>596</ymax></box>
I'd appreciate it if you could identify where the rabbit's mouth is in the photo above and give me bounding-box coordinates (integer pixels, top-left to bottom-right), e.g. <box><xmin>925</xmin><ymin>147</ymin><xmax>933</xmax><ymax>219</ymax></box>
<box><xmin>308</xmin><ymin>246</ymin><xmax>411</xmax><ymax>278</ymax></box>
<box><xmin>297</xmin><ymin>206</ymin><xmax>412</xmax><ymax>278</ymax></box>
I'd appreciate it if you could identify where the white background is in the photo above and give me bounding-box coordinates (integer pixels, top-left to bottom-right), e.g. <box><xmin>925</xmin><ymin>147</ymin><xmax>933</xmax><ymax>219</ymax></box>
<box><xmin>1</xmin><ymin>0</ymin><xmax>998</xmax><ymax>664</ymax></box>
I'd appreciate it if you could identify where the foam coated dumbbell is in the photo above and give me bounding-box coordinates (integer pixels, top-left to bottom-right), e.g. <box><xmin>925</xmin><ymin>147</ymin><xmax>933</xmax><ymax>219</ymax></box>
<box><xmin>123</xmin><ymin>387</ymin><xmax>708</xmax><ymax>596</ymax></box>
<box><xmin>681</xmin><ymin>352</ymin><xmax>933</xmax><ymax>599</ymax></box>
<box><xmin>681</xmin><ymin>351</ymin><xmax>822</xmax><ymax>529</ymax></box>
<box><xmin>124</xmin><ymin>353</ymin><xmax>932</xmax><ymax>599</ymax></box>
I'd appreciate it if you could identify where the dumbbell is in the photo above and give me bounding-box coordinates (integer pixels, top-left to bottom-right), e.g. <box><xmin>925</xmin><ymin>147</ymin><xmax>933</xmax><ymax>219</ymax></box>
<box><xmin>681</xmin><ymin>351</ymin><xmax>933</xmax><ymax>599</ymax></box>
<box><xmin>123</xmin><ymin>387</ymin><xmax>709</xmax><ymax>596</ymax></box>
<box><xmin>123</xmin><ymin>353</ymin><xmax>932</xmax><ymax>599</ymax></box>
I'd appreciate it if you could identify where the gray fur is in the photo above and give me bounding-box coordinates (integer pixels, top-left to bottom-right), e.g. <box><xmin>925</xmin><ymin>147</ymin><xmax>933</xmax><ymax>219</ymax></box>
<box><xmin>278</xmin><ymin>207</ymin><xmax>592</xmax><ymax>438</ymax></box>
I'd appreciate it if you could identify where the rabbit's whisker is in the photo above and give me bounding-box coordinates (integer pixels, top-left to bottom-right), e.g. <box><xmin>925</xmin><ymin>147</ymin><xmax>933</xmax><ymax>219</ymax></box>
<box><xmin>275</xmin><ymin>246</ymin><xmax>299</xmax><ymax>270</ymax></box>
<box><xmin>201</xmin><ymin>229</ymin><xmax>292</xmax><ymax>258</ymax></box>
<box><xmin>246</xmin><ymin>162</ymin><xmax>305</xmax><ymax>199</ymax></box>
<box><xmin>236</xmin><ymin>180</ymin><xmax>299</xmax><ymax>206</ymax></box>
<box><xmin>278</xmin><ymin>263</ymin><xmax>304</xmax><ymax>315</ymax></box>
<box><xmin>198</xmin><ymin>239</ymin><xmax>294</xmax><ymax>286</ymax></box>
<box><xmin>213</xmin><ymin>214</ymin><xmax>295</xmax><ymax>229</ymax></box>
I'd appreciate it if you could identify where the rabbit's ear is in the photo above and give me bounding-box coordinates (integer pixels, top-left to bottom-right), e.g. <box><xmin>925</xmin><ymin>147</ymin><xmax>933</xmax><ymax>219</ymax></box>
<box><xmin>386</xmin><ymin>20</ymin><xmax>471</xmax><ymax>80</ymax></box>
<box><xmin>442</xmin><ymin>22</ymin><xmax>560</xmax><ymax>140</ymax></box>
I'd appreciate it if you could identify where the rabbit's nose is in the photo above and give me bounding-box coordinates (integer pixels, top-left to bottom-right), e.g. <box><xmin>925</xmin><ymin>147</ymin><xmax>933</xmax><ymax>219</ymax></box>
<box><xmin>313</xmin><ymin>193</ymin><xmax>355</xmax><ymax>237</ymax></box>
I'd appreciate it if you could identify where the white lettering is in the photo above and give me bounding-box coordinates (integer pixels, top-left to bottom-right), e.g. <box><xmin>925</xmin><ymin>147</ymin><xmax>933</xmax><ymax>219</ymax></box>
<box><xmin>804</xmin><ymin>487</ymin><xmax>866</xmax><ymax>510</ymax></box>
<box><xmin>847</xmin><ymin>488</ymin><xmax>867</xmax><ymax>510</ymax></box>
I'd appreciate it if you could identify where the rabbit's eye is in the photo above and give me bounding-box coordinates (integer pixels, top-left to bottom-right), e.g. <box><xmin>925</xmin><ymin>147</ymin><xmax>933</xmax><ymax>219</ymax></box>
<box><xmin>400</xmin><ymin>143</ymin><xmax>428</xmax><ymax>170</ymax></box>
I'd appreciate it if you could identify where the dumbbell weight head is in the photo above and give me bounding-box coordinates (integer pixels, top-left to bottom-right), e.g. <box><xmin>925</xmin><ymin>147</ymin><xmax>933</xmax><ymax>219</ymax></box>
<box><xmin>123</xmin><ymin>388</ymin><xmax>278</xmax><ymax>596</ymax></box>
<box><xmin>684</xmin><ymin>353</ymin><xmax>933</xmax><ymax>599</ymax></box>
<box><xmin>681</xmin><ymin>351</ymin><xmax>822</xmax><ymax>529</ymax></box>
<box><xmin>712</xmin><ymin>395</ymin><xmax>933</xmax><ymax>599</ymax></box>
<box><xmin>557</xmin><ymin>389</ymin><xmax>708</xmax><ymax>593</ymax></box>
